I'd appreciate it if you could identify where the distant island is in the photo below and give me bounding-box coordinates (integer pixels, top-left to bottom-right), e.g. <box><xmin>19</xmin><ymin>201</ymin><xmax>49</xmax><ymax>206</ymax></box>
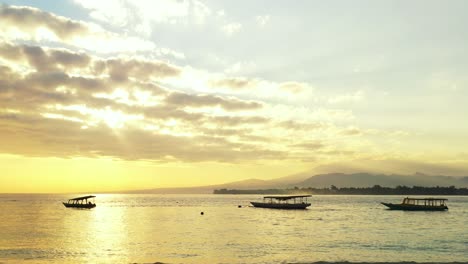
<box><xmin>214</xmin><ymin>185</ymin><xmax>468</xmax><ymax>195</ymax></box>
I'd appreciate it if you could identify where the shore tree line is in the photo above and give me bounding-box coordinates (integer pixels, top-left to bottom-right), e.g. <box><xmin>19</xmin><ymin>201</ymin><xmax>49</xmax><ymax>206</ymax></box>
<box><xmin>213</xmin><ymin>185</ymin><xmax>468</xmax><ymax>195</ymax></box>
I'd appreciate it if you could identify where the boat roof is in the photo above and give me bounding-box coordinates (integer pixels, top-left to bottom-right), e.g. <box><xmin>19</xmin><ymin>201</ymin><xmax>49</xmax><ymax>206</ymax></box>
<box><xmin>69</xmin><ymin>195</ymin><xmax>96</xmax><ymax>200</ymax></box>
<box><xmin>405</xmin><ymin>197</ymin><xmax>448</xmax><ymax>201</ymax></box>
<box><xmin>263</xmin><ymin>195</ymin><xmax>311</xmax><ymax>200</ymax></box>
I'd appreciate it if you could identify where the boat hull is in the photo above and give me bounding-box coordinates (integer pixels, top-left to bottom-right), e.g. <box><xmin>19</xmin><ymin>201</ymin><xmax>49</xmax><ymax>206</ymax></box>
<box><xmin>63</xmin><ymin>202</ymin><xmax>96</xmax><ymax>209</ymax></box>
<box><xmin>381</xmin><ymin>202</ymin><xmax>447</xmax><ymax>211</ymax></box>
<box><xmin>250</xmin><ymin>202</ymin><xmax>311</xmax><ymax>209</ymax></box>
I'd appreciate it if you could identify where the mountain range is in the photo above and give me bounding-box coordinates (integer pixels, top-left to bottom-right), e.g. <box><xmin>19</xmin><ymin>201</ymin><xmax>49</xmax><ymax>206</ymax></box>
<box><xmin>122</xmin><ymin>172</ymin><xmax>468</xmax><ymax>194</ymax></box>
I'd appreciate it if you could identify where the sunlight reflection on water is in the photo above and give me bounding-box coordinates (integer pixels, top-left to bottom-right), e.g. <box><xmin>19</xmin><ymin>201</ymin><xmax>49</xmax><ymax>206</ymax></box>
<box><xmin>0</xmin><ymin>194</ymin><xmax>467</xmax><ymax>263</ymax></box>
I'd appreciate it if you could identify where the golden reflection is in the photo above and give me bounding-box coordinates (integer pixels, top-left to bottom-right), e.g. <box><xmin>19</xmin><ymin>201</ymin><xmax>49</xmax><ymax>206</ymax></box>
<box><xmin>58</xmin><ymin>194</ymin><xmax>130</xmax><ymax>263</ymax></box>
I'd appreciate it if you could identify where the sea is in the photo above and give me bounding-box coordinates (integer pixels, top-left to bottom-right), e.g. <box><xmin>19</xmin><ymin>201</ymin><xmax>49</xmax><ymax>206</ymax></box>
<box><xmin>0</xmin><ymin>194</ymin><xmax>467</xmax><ymax>264</ymax></box>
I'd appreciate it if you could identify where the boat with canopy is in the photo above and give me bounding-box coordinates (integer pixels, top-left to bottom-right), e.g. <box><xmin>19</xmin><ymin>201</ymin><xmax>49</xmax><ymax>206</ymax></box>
<box><xmin>63</xmin><ymin>195</ymin><xmax>96</xmax><ymax>209</ymax></box>
<box><xmin>250</xmin><ymin>195</ymin><xmax>311</xmax><ymax>209</ymax></box>
<box><xmin>381</xmin><ymin>197</ymin><xmax>448</xmax><ymax>211</ymax></box>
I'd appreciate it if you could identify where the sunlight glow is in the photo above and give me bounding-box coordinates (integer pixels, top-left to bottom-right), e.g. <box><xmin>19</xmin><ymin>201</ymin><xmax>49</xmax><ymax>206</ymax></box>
<box><xmin>92</xmin><ymin>107</ymin><xmax>143</xmax><ymax>128</ymax></box>
<box><xmin>42</xmin><ymin>113</ymin><xmax>84</xmax><ymax>123</ymax></box>
<box><xmin>94</xmin><ymin>89</ymin><xmax>162</xmax><ymax>107</ymax></box>
<box><xmin>49</xmin><ymin>104</ymin><xmax>144</xmax><ymax>129</ymax></box>
<box><xmin>35</xmin><ymin>27</ymin><xmax>60</xmax><ymax>42</ymax></box>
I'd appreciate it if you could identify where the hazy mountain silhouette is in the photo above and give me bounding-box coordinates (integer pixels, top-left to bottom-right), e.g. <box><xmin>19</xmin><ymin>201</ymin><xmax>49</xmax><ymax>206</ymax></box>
<box><xmin>122</xmin><ymin>178</ymin><xmax>275</xmax><ymax>194</ymax></box>
<box><xmin>121</xmin><ymin>172</ymin><xmax>468</xmax><ymax>194</ymax></box>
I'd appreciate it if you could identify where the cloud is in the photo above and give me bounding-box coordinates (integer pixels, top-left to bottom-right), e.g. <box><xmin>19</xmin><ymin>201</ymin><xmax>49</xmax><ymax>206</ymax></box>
<box><xmin>256</xmin><ymin>15</ymin><xmax>270</xmax><ymax>27</ymax></box>
<box><xmin>202</xmin><ymin>77</ymin><xmax>316</xmax><ymax>100</ymax></box>
<box><xmin>328</xmin><ymin>90</ymin><xmax>365</xmax><ymax>104</ymax></box>
<box><xmin>208</xmin><ymin>115</ymin><xmax>269</xmax><ymax>126</ymax></box>
<box><xmin>73</xmin><ymin>0</ymin><xmax>211</xmax><ymax>35</ymax></box>
<box><xmin>291</xmin><ymin>141</ymin><xmax>326</xmax><ymax>150</ymax></box>
<box><xmin>165</xmin><ymin>92</ymin><xmax>262</xmax><ymax>111</ymax></box>
<box><xmin>0</xmin><ymin>66</ymin><xmax>17</xmax><ymax>93</ymax></box>
<box><xmin>0</xmin><ymin>4</ymin><xmax>88</xmax><ymax>40</ymax></box>
<box><xmin>222</xmin><ymin>22</ymin><xmax>242</xmax><ymax>36</ymax></box>
<box><xmin>0</xmin><ymin>112</ymin><xmax>284</xmax><ymax>162</ymax></box>
<box><xmin>1</xmin><ymin>5</ymin><xmax>439</xmax><ymax>168</ymax></box>
<box><xmin>278</xmin><ymin>81</ymin><xmax>310</xmax><ymax>94</ymax></box>
<box><xmin>0</xmin><ymin>40</ymin><xmax>281</xmax><ymax>163</ymax></box>
<box><xmin>105</xmin><ymin>57</ymin><xmax>181</xmax><ymax>82</ymax></box>
<box><xmin>0</xmin><ymin>5</ymin><xmax>170</xmax><ymax>55</ymax></box>
<box><xmin>141</xmin><ymin>105</ymin><xmax>203</xmax><ymax>122</ymax></box>
<box><xmin>0</xmin><ymin>48</ymin><xmax>445</xmax><ymax>166</ymax></box>
<box><xmin>340</xmin><ymin>126</ymin><xmax>363</xmax><ymax>136</ymax></box>
<box><xmin>209</xmin><ymin>77</ymin><xmax>255</xmax><ymax>90</ymax></box>
<box><xmin>0</xmin><ymin>42</ymin><xmax>91</xmax><ymax>72</ymax></box>
<box><xmin>278</xmin><ymin>120</ymin><xmax>326</xmax><ymax>131</ymax></box>
<box><xmin>0</xmin><ymin>42</ymin><xmax>181</xmax><ymax>81</ymax></box>
<box><xmin>223</xmin><ymin>61</ymin><xmax>256</xmax><ymax>74</ymax></box>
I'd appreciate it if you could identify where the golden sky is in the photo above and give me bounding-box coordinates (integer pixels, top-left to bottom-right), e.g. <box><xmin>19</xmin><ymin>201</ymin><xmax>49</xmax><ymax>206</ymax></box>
<box><xmin>1</xmin><ymin>2</ymin><xmax>468</xmax><ymax>193</ymax></box>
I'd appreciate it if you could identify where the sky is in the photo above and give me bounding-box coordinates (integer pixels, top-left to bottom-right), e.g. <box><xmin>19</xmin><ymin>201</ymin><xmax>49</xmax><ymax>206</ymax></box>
<box><xmin>1</xmin><ymin>0</ymin><xmax>468</xmax><ymax>193</ymax></box>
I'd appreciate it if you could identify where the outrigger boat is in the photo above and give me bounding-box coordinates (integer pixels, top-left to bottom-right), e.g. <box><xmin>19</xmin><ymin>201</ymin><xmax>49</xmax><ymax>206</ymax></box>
<box><xmin>63</xmin><ymin>195</ymin><xmax>96</xmax><ymax>209</ymax></box>
<box><xmin>251</xmin><ymin>195</ymin><xmax>311</xmax><ymax>209</ymax></box>
<box><xmin>381</xmin><ymin>197</ymin><xmax>448</xmax><ymax>211</ymax></box>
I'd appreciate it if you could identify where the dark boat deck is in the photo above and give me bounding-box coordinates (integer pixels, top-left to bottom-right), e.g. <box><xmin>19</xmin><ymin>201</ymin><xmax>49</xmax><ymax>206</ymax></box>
<box><xmin>63</xmin><ymin>202</ymin><xmax>96</xmax><ymax>209</ymax></box>
<box><xmin>63</xmin><ymin>195</ymin><xmax>96</xmax><ymax>209</ymax></box>
<box><xmin>381</xmin><ymin>197</ymin><xmax>448</xmax><ymax>211</ymax></box>
<box><xmin>251</xmin><ymin>195</ymin><xmax>312</xmax><ymax>210</ymax></box>
<box><xmin>251</xmin><ymin>201</ymin><xmax>311</xmax><ymax>209</ymax></box>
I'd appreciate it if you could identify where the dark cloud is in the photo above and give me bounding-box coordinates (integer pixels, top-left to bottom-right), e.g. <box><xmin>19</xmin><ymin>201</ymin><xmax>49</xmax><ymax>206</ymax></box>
<box><xmin>0</xmin><ymin>112</ymin><xmax>284</xmax><ymax>162</ymax></box>
<box><xmin>0</xmin><ymin>42</ymin><xmax>179</xmax><ymax>82</ymax></box>
<box><xmin>22</xmin><ymin>45</ymin><xmax>51</xmax><ymax>71</ymax></box>
<box><xmin>142</xmin><ymin>105</ymin><xmax>204</xmax><ymax>122</ymax></box>
<box><xmin>0</xmin><ymin>5</ymin><xmax>88</xmax><ymax>40</ymax></box>
<box><xmin>209</xmin><ymin>77</ymin><xmax>254</xmax><ymax>90</ymax></box>
<box><xmin>50</xmin><ymin>49</ymin><xmax>91</xmax><ymax>68</ymax></box>
<box><xmin>1</xmin><ymin>73</ymin><xmax>73</xmax><ymax>111</ymax></box>
<box><xmin>0</xmin><ymin>43</ymin><xmax>258</xmax><ymax>125</ymax></box>
<box><xmin>201</xmin><ymin>127</ymin><xmax>251</xmax><ymax>136</ymax></box>
<box><xmin>208</xmin><ymin>116</ymin><xmax>270</xmax><ymax>126</ymax></box>
<box><xmin>278</xmin><ymin>82</ymin><xmax>307</xmax><ymax>94</ymax></box>
<box><xmin>279</xmin><ymin>120</ymin><xmax>326</xmax><ymax>131</ymax></box>
<box><xmin>0</xmin><ymin>65</ymin><xmax>19</xmax><ymax>91</ymax></box>
<box><xmin>0</xmin><ymin>28</ymin><xmax>316</xmax><ymax>164</ymax></box>
<box><xmin>341</xmin><ymin>127</ymin><xmax>363</xmax><ymax>136</ymax></box>
<box><xmin>0</xmin><ymin>63</ymin><xmax>262</xmax><ymax>132</ymax></box>
<box><xmin>16</xmin><ymin>71</ymin><xmax>108</xmax><ymax>98</ymax></box>
<box><xmin>0</xmin><ymin>40</ymin><xmax>280</xmax><ymax>163</ymax></box>
<box><xmin>291</xmin><ymin>141</ymin><xmax>326</xmax><ymax>150</ymax></box>
<box><xmin>238</xmin><ymin>134</ymin><xmax>271</xmax><ymax>143</ymax></box>
<box><xmin>106</xmin><ymin>58</ymin><xmax>181</xmax><ymax>82</ymax></box>
<box><xmin>0</xmin><ymin>43</ymin><xmax>91</xmax><ymax>72</ymax></box>
<box><xmin>0</xmin><ymin>43</ymin><xmax>180</xmax><ymax>116</ymax></box>
<box><xmin>166</xmin><ymin>92</ymin><xmax>262</xmax><ymax>111</ymax></box>
<box><xmin>199</xmin><ymin>128</ymin><xmax>270</xmax><ymax>143</ymax></box>
<box><xmin>317</xmin><ymin>150</ymin><xmax>355</xmax><ymax>156</ymax></box>
<box><xmin>0</xmin><ymin>42</ymin><xmax>22</xmax><ymax>61</ymax></box>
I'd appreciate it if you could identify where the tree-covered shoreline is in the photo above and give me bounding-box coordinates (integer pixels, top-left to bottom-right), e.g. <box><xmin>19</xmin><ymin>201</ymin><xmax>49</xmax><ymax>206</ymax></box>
<box><xmin>214</xmin><ymin>185</ymin><xmax>468</xmax><ymax>195</ymax></box>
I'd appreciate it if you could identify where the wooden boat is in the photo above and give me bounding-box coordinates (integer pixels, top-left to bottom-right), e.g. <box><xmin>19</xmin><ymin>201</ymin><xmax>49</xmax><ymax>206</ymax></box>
<box><xmin>251</xmin><ymin>195</ymin><xmax>311</xmax><ymax>209</ymax></box>
<box><xmin>381</xmin><ymin>197</ymin><xmax>448</xmax><ymax>211</ymax></box>
<box><xmin>63</xmin><ymin>195</ymin><xmax>96</xmax><ymax>209</ymax></box>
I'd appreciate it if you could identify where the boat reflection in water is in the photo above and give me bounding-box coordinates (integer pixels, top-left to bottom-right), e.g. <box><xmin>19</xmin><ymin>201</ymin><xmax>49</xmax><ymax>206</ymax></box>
<box><xmin>63</xmin><ymin>195</ymin><xmax>96</xmax><ymax>209</ymax></box>
<box><xmin>381</xmin><ymin>197</ymin><xmax>448</xmax><ymax>211</ymax></box>
<box><xmin>251</xmin><ymin>195</ymin><xmax>311</xmax><ymax>209</ymax></box>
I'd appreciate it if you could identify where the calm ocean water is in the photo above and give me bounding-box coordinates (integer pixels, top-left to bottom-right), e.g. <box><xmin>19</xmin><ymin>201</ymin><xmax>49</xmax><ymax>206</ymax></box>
<box><xmin>0</xmin><ymin>194</ymin><xmax>467</xmax><ymax>264</ymax></box>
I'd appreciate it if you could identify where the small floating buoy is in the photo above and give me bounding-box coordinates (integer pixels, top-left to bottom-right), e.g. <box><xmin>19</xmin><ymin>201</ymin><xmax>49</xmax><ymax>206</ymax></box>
<box><xmin>200</xmin><ymin>211</ymin><xmax>204</xmax><ymax>215</ymax></box>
